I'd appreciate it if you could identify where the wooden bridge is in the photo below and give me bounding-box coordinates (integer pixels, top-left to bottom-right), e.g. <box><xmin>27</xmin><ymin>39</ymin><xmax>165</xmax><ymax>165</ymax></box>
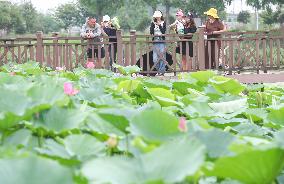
<box><xmin>0</xmin><ymin>27</ymin><xmax>283</xmax><ymax>83</ymax></box>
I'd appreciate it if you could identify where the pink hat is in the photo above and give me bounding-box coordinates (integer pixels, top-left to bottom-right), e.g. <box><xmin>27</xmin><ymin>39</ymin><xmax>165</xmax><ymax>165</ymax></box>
<box><xmin>176</xmin><ymin>10</ymin><xmax>184</xmax><ymax>17</ymax></box>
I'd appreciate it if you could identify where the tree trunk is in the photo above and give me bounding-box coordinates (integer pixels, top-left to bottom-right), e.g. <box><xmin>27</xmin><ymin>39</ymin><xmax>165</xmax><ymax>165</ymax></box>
<box><xmin>151</xmin><ymin>6</ymin><xmax>156</xmax><ymax>15</ymax></box>
<box><xmin>165</xmin><ymin>4</ymin><xmax>170</xmax><ymax>33</ymax></box>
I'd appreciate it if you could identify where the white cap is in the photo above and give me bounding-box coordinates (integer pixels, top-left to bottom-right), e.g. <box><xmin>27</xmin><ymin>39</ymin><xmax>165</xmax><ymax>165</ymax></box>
<box><xmin>103</xmin><ymin>15</ymin><xmax>111</xmax><ymax>22</ymax></box>
<box><xmin>153</xmin><ymin>11</ymin><xmax>162</xmax><ymax>18</ymax></box>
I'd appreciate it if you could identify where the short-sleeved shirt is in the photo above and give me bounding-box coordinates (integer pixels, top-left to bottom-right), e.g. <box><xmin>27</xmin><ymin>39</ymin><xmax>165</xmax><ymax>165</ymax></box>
<box><xmin>205</xmin><ymin>20</ymin><xmax>224</xmax><ymax>38</ymax></box>
<box><xmin>174</xmin><ymin>20</ymin><xmax>184</xmax><ymax>34</ymax></box>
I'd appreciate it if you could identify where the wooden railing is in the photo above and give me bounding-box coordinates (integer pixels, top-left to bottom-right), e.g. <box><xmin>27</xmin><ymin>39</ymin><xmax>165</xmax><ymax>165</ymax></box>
<box><xmin>0</xmin><ymin>28</ymin><xmax>283</xmax><ymax>75</ymax></box>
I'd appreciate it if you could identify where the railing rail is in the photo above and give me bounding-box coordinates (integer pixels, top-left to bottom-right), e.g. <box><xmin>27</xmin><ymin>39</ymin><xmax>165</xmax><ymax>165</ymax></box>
<box><xmin>0</xmin><ymin>28</ymin><xmax>283</xmax><ymax>75</ymax></box>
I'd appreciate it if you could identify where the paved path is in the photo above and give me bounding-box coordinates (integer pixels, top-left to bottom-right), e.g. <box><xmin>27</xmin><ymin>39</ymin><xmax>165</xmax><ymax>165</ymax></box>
<box><xmin>159</xmin><ymin>70</ymin><xmax>284</xmax><ymax>83</ymax></box>
<box><xmin>227</xmin><ymin>73</ymin><xmax>284</xmax><ymax>83</ymax></box>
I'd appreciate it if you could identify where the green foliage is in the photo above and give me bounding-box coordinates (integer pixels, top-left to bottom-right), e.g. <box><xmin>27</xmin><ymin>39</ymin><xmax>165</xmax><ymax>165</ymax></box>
<box><xmin>116</xmin><ymin>0</ymin><xmax>151</xmax><ymax>31</ymax></box>
<box><xmin>1</xmin><ymin>61</ymin><xmax>284</xmax><ymax>183</ymax></box>
<box><xmin>0</xmin><ymin>1</ymin><xmax>23</xmax><ymax>33</ymax></box>
<box><xmin>19</xmin><ymin>1</ymin><xmax>38</xmax><ymax>33</ymax></box>
<box><xmin>78</xmin><ymin>0</ymin><xmax>124</xmax><ymax>18</ymax></box>
<box><xmin>54</xmin><ymin>2</ymin><xmax>86</xmax><ymax>30</ymax></box>
<box><xmin>182</xmin><ymin>0</ymin><xmax>232</xmax><ymax>18</ymax></box>
<box><xmin>237</xmin><ymin>11</ymin><xmax>251</xmax><ymax>24</ymax></box>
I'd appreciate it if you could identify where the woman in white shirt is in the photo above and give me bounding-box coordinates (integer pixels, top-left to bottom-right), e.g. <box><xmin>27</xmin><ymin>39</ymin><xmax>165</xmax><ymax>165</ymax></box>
<box><xmin>150</xmin><ymin>11</ymin><xmax>167</xmax><ymax>76</ymax></box>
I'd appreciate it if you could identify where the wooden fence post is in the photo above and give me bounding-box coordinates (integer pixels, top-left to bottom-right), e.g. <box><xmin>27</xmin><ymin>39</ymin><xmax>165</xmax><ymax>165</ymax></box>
<box><xmin>198</xmin><ymin>27</ymin><xmax>205</xmax><ymax>70</ymax></box>
<box><xmin>262</xmin><ymin>32</ymin><xmax>268</xmax><ymax>73</ymax></box>
<box><xmin>36</xmin><ymin>31</ymin><xmax>44</xmax><ymax>65</ymax></box>
<box><xmin>52</xmin><ymin>32</ymin><xmax>59</xmax><ymax>69</ymax></box>
<box><xmin>130</xmin><ymin>30</ymin><xmax>137</xmax><ymax>66</ymax></box>
<box><xmin>116</xmin><ymin>29</ymin><xmax>123</xmax><ymax>65</ymax></box>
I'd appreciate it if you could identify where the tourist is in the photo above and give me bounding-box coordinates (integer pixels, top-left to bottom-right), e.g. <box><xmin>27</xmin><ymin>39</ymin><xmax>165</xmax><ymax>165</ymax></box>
<box><xmin>101</xmin><ymin>15</ymin><xmax>118</xmax><ymax>70</ymax></box>
<box><xmin>80</xmin><ymin>17</ymin><xmax>105</xmax><ymax>67</ymax></box>
<box><xmin>179</xmin><ymin>12</ymin><xmax>197</xmax><ymax>71</ymax></box>
<box><xmin>204</xmin><ymin>8</ymin><xmax>226</xmax><ymax>69</ymax></box>
<box><xmin>150</xmin><ymin>10</ymin><xmax>167</xmax><ymax>75</ymax></box>
<box><xmin>169</xmin><ymin>9</ymin><xmax>185</xmax><ymax>34</ymax></box>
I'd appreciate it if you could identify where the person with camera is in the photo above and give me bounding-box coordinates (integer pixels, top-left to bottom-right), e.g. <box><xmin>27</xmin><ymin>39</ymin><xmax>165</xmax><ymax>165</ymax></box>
<box><xmin>80</xmin><ymin>17</ymin><xmax>105</xmax><ymax>67</ymax></box>
<box><xmin>150</xmin><ymin>10</ymin><xmax>167</xmax><ymax>76</ymax></box>
<box><xmin>101</xmin><ymin>15</ymin><xmax>118</xmax><ymax>70</ymax></box>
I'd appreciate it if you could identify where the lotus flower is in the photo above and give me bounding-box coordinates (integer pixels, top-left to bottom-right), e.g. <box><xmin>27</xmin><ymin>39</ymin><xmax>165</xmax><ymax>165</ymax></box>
<box><xmin>178</xmin><ymin>117</ymin><xmax>188</xmax><ymax>132</ymax></box>
<box><xmin>56</xmin><ymin>67</ymin><xmax>64</xmax><ymax>71</ymax></box>
<box><xmin>106</xmin><ymin>135</ymin><xmax>118</xmax><ymax>148</ymax></box>
<box><xmin>64</xmin><ymin>82</ymin><xmax>79</xmax><ymax>96</ymax></box>
<box><xmin>86</xmin><ymin>62</ymin><xmax>95</xmax><ymax>69</ymax></box>
<box><xmin>9</xmin><ymin>72</ymin><xmax>16</xmax><ymax>76</ymax></box>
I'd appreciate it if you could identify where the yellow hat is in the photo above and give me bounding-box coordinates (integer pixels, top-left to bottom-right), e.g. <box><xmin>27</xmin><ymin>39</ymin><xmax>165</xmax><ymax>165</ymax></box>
<box><xmin>204</xmin><ymin>8</ymin><xmax>219</xmax><ymax>19</ymax></box>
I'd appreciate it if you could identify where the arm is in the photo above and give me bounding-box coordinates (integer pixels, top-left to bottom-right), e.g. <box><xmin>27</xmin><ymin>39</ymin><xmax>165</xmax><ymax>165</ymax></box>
<box><xmin>169</xmin><ymin>20</ymin><xmax>177</xmax><ymax>28</ymax></box>
<box><xmin>91</xmin><ymin>24</ymin><xmax>102</xmax><ymax>37</ymax></box>
<box><xmin>150</xmin><ymin>22</ymin><xmax>155</xmax><ymax>35</ymax></box>
<box><xmin>80</xmin><ymin>24</ymin><xmax>87</xmax><ymax>37</ymax></box>
<box><xmin>213</xmin><ymin>21</ymin><xmax>226</xmax><ymax>34</ymax></box>
<box><xmin>186</xmin><ymin>26</ymin><xmax>197</xmax><ymax>34</ymax></box>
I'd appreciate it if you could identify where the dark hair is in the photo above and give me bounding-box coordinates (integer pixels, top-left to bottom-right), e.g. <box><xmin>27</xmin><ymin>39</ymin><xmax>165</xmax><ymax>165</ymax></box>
<box><xmin>153</xmin><ymin>11</ymin><xmax>164</xmax><ymax>22</ymax></box>
<box><xmin>185</xmin><ymin>17</ymin><xmax>196</xmax><ymax>28</ymax></box>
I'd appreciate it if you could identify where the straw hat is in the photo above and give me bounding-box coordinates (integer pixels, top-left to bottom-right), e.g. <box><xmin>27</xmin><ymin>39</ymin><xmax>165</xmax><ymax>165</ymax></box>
<box><xmin>103</xmin><ymin>15</ymin><xmax>111</xmax><ymax>22</ymax></box>
<box><xmin>204</xmin><ymin>8</ymin><xmax>219</xmax><ymax>19</ymax></box>
<box><xmin>153</xmin><ymin>11</ymin><xmax>162</xmax><ymax>18</ymax></box>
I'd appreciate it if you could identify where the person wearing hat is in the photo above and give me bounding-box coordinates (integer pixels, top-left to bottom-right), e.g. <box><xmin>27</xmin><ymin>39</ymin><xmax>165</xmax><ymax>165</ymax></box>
<box><xmin>101</xmin><ymin>15</ymin><xmax>118</xmax><ymax>70</ymax></box>
<box><xmin>204</xmin><ymin>8</ymin><xmax>226</xmax><ymax>69</ymax></box>
<box><xmin>80</xmin><ymin>17</ymin><xmax>105</xmax><ymax>67</ymax></box>
<box><xmin>169</xmin><ymin>9</ymin><xmax>185</xmax><ymax>34</ymax></box>
<box><xmin>150</xmin><ymin>10</ymin><xmax>167</xmax><ymax>75</ymax></box>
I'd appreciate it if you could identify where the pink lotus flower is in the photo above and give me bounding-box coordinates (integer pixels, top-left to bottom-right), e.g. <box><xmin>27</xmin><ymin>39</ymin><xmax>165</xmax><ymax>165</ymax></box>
<box><xmin>64</xmin><ymin>82</ymin><xmax>79</xmax><ymax>96</ymax></box>
<box><xmin>178</xmin><ymin>117</ymin><xmax>188</xmax><ymax>132</ymax></box>
<box><xmin>9</xmin><ymin>72</ymin><xmax>16</xmax><ymax>76</ymax></box>
<box><xmin>56</xmin><ymin>67</ymin><xmax>64</xmax><ymax>71</ymax></box>
<box><xmin>86</xmin><ymin>62</ymin><xmax>95</xmax><ymax>69</ymax></box>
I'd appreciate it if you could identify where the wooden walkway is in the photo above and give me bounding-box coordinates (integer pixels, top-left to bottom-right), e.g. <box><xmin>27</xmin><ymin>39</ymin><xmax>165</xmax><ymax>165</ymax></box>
<box><xmin>228</xmin><ymin>73</ymin><xmax>284</xmax><ymax>83</ymax></box>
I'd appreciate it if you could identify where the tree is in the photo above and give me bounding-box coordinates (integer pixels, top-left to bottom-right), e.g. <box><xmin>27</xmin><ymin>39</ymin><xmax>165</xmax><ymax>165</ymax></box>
<box><xmin>37</xmin><ymin>14</ymin><xmax>61</xmax><ymax>34</ymax></box>
<box><xmin>20</xmin><ymin>1</ymin><xmax>38</xmax><ymax>33</ymax></box>
<box><xmin>54</xmin><ymin>2</ymin><xmax>85</xmax><ymax>30</ymax></box>
<box><xmin>0</xmin><ymin>1</ymin><xmax>24</xmax><ymax>34</ymax></box>
<box><xmin>261</xmin><ymin>5</ymin><xmax>284</xmax><ymax>25</ymax></box>
<box><xmin>142</xmin><ymin>0</ymin><xmax>159</xmax><ymax>14</ymax></box>
<box><xmin>246</xmin><ymin>0</ymin><xmax>284</xmax><ymax>29</ymax></box>
<box><xmin>117</xmin><ymin>0</ymin><xmax>150</xmax><ymax>31</ymax></box>
<box><xmin>237</xmin><ymin>11</ymin><xmax>251</xmax><ymax>24</ymax></box>
<box><xmin>78</xmin><ymin>0</ymin><xmax>124</xmax><ymax>19</ymax></box>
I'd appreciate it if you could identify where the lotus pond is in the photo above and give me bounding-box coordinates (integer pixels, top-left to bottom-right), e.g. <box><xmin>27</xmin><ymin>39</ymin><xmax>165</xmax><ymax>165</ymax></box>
<box><xmin>0</xmin><ymin>62</ymin><xmax>284</xmax><ymax>184</ymax></box>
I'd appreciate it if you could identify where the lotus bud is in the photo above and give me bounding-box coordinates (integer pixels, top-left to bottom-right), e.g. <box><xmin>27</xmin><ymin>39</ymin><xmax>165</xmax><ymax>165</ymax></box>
<box><xmin>106</xmin><ymin>135</ymin><xmax>118</xmax><ymax>148</ymax></box>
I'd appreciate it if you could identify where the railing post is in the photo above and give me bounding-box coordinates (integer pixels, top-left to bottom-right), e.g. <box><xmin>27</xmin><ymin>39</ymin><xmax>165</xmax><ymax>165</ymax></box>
<box><xmin>52</xmin><ymin>32</ymin><xmax>59</xmax><ymax>69</ymax></box>
<box><xmin>36</xmin><ymin>31</ymin><xmax>44</xmax><ymax>65</ymax></box>
<box><xmin>255</xmin><ymin>33</ymin><xmax>260</xmax><ymax>74</ymax></box>
<box><xmin>130</xmin><ymin>30</ymin><xmax>136</xmax><ymax>66</ymax></box>
<box><xmin>262</xmin><ymin>32</ymin><xmax>268</xmax><ymax>73</ymax></box>
<box><xmin>198</xmin><ymin>27</ymin><xmax>205</xmax><ymax>70</ymax></box>
<box><xmin>116</xmin><ymin>29</ymin><xmax>123</xmax><ymax>65</ymax></box>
